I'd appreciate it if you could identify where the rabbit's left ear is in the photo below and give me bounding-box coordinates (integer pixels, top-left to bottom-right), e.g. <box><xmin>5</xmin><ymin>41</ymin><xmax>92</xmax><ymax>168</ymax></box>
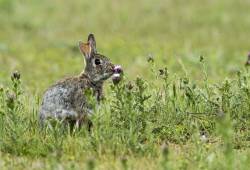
<box><xmin>79</xmin><ymin>41</ymin><xmax>91</xmax><ymax>59</ymax></box>
<box><xmin>87</xmin><ymin>33</ymin><xmax>97</xmax><ymax>54</ymax></box>
<box><xmin>79</xmin><ymin>34</ymin><xmax>97</xmax><ymax>59</ymax></box>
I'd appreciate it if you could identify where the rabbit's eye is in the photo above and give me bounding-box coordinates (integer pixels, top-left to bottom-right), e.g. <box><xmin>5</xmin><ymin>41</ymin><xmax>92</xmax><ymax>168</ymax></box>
<box><xmin>94</xmin><ymin>58</ymin><xmax>102</xmax><ymax>65</ymax></box>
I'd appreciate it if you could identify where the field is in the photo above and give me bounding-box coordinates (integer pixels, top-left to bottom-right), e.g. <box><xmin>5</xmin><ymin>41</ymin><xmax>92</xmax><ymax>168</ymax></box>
<box><xmin>0</xmin><ymin>0</ymin><xmax>250</xmax><ymax>169</ymax></box>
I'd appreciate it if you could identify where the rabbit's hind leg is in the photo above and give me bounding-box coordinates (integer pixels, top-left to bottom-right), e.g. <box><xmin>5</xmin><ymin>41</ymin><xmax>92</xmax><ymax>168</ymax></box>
<box><xmin>62</xmin><ymin>112</ymin><xmax>93</xmax><ymax>132</ymax></box>
<box><xmin>75</xmin><ymin>114</ymin><xmax>93</xmax><ymax>132</ymax></box>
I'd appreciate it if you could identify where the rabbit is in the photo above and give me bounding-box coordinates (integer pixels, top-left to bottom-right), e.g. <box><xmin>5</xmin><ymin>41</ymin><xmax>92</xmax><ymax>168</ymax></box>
<box><xmin>39</xmin><ymin>33</ymin><xmax>122</xmax><ymax>129</ymax></box>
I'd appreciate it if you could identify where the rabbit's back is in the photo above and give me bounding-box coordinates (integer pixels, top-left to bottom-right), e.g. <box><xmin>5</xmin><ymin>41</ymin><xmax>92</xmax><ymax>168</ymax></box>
<box><xmin>39</xmin><ymin>76</ymin><xmax>91</xmax><ymax>123</ymax></box>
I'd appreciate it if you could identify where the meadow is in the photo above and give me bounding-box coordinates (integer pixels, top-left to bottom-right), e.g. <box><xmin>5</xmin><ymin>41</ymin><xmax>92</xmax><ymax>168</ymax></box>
<box><xmin>0</xmin><ymin>0</ymin><xmax>250</xmax><ymax>169</ymax></box>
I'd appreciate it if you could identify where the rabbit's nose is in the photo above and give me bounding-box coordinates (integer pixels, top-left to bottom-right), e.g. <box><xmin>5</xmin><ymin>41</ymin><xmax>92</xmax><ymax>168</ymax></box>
<box><xmin>113</xmin><ymin>65</ymin><xmax>123</xmax><ymax>74</ymax></box>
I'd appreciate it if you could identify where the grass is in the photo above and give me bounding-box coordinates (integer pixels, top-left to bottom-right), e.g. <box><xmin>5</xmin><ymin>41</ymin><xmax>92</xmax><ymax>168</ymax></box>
<box><xmin>0</xmin><ymin>0</ymin><xmax>250</xmax><ymax>169</ymax></box>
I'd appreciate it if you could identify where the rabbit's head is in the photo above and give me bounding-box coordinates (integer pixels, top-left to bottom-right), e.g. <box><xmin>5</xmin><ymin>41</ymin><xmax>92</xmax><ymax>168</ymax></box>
<box><xmin>79</xmin><ymin>34</ymin><xmax>115</xmax><ymax>83</ymax></box>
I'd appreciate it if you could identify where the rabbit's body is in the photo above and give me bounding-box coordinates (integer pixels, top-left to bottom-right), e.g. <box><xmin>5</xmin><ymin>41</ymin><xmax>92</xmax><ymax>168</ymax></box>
<box><xmin>40</xmin><ymin>75</ymin><xmax>91</xmax><ymax>124</ymax></box>
<box><xmin>39</xmin><ymin>34</ymin><xmax>120</xmax><ymax>128</ymax></box>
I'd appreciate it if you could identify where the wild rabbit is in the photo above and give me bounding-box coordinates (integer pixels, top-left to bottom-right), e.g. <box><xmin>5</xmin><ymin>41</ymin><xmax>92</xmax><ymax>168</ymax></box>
<box><xmin>39</xmin><ymin>34</ymin><xmax>123</xmax><ymax>129</ymax></box>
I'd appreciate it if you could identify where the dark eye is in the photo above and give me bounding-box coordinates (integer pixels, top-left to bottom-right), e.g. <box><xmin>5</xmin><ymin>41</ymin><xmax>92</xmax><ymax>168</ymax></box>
<box><xmin>95</xmin><ymin>58</ymin><xmax>101</xmax><ymax>65</ymax></box>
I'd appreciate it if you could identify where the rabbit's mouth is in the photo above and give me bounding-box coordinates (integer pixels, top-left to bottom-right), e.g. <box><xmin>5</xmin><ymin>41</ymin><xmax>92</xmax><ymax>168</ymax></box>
<box><xmin>92</xmin><ymin>72</ymin><xmax>114</xmax><ymax>82</ymax></box>
<box><xmin>91</xmin><ymin>65</ymin><xmax>123</xmax><ymax>83</ymax></box>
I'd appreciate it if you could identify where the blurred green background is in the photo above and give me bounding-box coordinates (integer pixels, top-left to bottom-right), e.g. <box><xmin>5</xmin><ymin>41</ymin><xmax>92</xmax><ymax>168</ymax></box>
<box><xmin>1</xmin><ymin>0</ymin><xmax>250</xmax><ymax>93</ymax></box>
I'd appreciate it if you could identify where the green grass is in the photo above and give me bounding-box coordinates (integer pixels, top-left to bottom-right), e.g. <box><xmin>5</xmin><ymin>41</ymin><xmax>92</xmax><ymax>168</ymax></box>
<box><xmin>0</xmin><ymin>0</ymin><xmax>250</xmax><ymax>169</ymax></box>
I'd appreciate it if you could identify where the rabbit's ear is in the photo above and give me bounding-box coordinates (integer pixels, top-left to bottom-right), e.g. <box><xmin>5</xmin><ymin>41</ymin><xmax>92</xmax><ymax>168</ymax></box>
<box><xmin>87</xmin><ymin>33</ymin><xmax>97</xmax><ymax>53</ymax></box>
<box><xmin>79</xmin><ymin>41</ymin><xmax>92</xmax><ymax>59</ymax></box>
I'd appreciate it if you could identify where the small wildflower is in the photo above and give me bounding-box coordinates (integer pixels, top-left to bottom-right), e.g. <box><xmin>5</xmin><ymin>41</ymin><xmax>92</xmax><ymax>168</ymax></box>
<box><xmin>147</xmin><ymin>53</ymin><xmax>154</xmax><ymax>63</ymax></box>
<box><xmin>236</xmin><ymin>70</ymin><xmax>241</xmax><ymax>77</ymax></box>
<box><xmin>183</xmin><ymin>78</ymin><xmax>189</xmax><ymax>84</ymax></box>
<box><xmin>86</xmin><ymin>157</ymin><xmax>95</xmax><ymax>170</ymax></box>
<box><xmin>120</xmin><ymin>156</ymin><xmax>128</xmax><ymax>170</ymax></box>
<box><xmin>192</xmin><ymin>83</ymin><xmax>196</xmax><ymax>89</ymax></box>
<box><xmin>112</xmin><ymin>74</ymin><xmax>122</xmax><ymax>85</ymax></box>
<box><xmin>160</xmin><ymin>142</ymin><xmax>169</xmax><ymax>170</ymax></box>
<box><xmin>245</xmin><ymin>52</ymin><xmax>250</xmax><ymax>66</ymax></box>
<box><xmin>0</xmin><ymin>85</ymin><xmax>4</xmax><ymax>93</ymax></box>
<box><xmin>159</xmin><ymin>69</ymin><xmax>164</xmax><ymax>76</ymax></box>
<box><xmin>217</xmin><ymin>109</ymin><xmax>225</xmax><ymax>119</ymax></box>
<box><xmin>11</xmin><ymin>70</ymin><xmax>21</xmax><ymax>81</ymax></box>
<box><xmin>159</xmin><ymin>67</ymin><xmax>168</xmax><ymax>77</ymax></box>
<box><xmin>200</xmin><ymin>130</ymin><xmax>208</xmax><ymax>143</ymax></box>
<box><xmin>6</xmin><ymin>91</ymin><xmax>16</xmax><ymax>102</ymax></box>
<box><xmin>6</xmin><ymin>91</ymin><xmax>16</xmax><ymax>109</ymax></box>
<box><xmin>126</xmin><ymin>81</ymin><xmax>133</xmax><ymax>90</ymax></box>
<box><xmin>161</xmin><ymin>142</ymin><xmax>169</xmax><ymax>158</ymax></box>
<box><xmin>200</xmin><ymin>134</ymin><xmax>208</xmax><ymax>143</ymax></box>
<box><xmin>114</xmin><ymin>65</ymin><xmax>123</xmax><ymax>74</ymax></box>
<box><xmin>112</xmin><ymin>65</ymin><xmax>123</xmax><ymax>85</ymax></box>
<box><xmin>199</xmin><ymin>55</ymin><xmax>204</xmax><ymax>62</ymax></box>
<box><xmin>135</xmin><ymin>77</ymin><xmax>145</xmax><ymax>87</ymax></box>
